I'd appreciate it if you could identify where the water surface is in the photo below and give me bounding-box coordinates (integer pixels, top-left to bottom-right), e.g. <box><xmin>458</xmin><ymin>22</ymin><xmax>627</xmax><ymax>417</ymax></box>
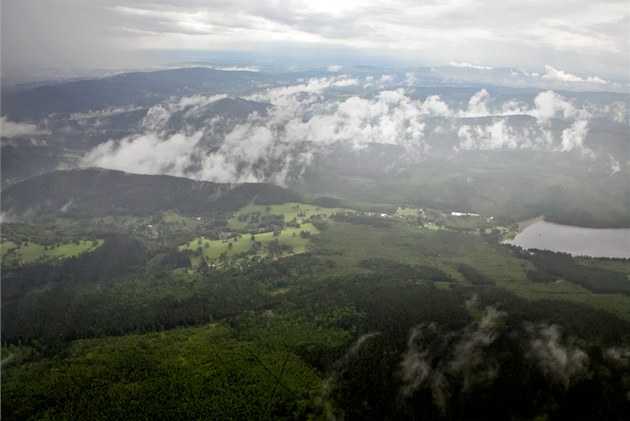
<box><xmin>504</xmin><ymin>220</ymin><xmax>630</xmax><ymax>259</ymax></box>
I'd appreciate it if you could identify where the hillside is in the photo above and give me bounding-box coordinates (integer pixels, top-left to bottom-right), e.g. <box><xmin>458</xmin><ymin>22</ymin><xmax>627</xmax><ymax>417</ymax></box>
<box><xmin>1</xmin><ymin>168</ymin><xmax>301</xmax><ymax>217</ymax></box>
<box><xmin>1</xmin><ymin>67</ymin><xmax>276</xmax><ymax>120</ymax></box>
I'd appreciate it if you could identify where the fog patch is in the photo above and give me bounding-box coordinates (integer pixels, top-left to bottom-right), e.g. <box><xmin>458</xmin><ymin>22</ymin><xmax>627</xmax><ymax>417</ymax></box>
<box><xmin>525</xmin><ymin>322</ymin><xmax>589</xmax><ymax>386</ymax></box>
<box><xmin>399</xmin><ymin>306</ymin><xmax>506</xmax><ymax>412</ymax></box>
<box><xmin>0</xmin><ymin>212</ymin><xmax>19</xmax><ymax>224</ymax></box>
<box><xmin>59</xmin><ymin>199</ymin><xmax>74</xmax><ymax>213</ymax></box>
<box><xmin>318</xmin><ymin>332</ymin><xmax>381</xmax><ymax>421</ymax></box>
<box><xmin>559</xmin><ymin>120</ymin><xmax>590</xmax><ymax>154</ymax></box>
<box><xmin>605</xmin><ymin>347</ymin><xmax>630</xmax><ymax>367</ymax></box>
<box><xmin>0</xmin><ymin>116</ymin><xmax>49</xmax><ymax>138</ymax></box>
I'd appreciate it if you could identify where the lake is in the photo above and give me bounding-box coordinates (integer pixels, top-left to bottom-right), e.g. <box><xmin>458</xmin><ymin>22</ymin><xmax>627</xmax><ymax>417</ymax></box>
<box><xmin>504</xmin><ymin>220</ymin><xmax>630</xmax><ymax>259</ymax></box>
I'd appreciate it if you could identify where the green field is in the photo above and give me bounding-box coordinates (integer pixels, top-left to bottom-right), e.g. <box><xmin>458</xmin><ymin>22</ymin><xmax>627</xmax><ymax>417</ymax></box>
<box><xmin>1</xmin><ymin>239</ymin><xmax>104</xmax><ymax>264</ymax></box>
<box><xmin>226</xmin><ymin>202</ymin><xmax>351</xmax><ymax>230</ymax></box>
<box><xmin>180</xmin><ymin>223</ymin><xmax>320</xmax><ymax>261</ymax></box>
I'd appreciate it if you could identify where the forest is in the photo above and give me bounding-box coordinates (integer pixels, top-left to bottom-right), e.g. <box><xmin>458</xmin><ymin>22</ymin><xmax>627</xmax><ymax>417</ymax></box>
<box><xmin>2</xmin><ymin>176</ymin><xmax>629</xmax><ymax>419</ymax></box>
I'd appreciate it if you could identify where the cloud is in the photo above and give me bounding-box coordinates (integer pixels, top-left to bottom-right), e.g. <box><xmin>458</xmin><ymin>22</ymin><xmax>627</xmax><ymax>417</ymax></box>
<box><xmin>70</xmin><ymin>106</ymin><xmax>144</xmax><ymax>122</ymax></box>
<box><xmin>0</xmin><ymin>116</ymin><xmax>49</xmax><ymax>138</ymax></box>
<box><xmin>399</xmin><ymin>306</ymin><xmax>505</xmax><ymax>410</ymax></box>
<box><xmin>457</xmin><ymin>119</ymin><xmax>557</xmax><ymax>152</ymax></box>
<box><xmin>525</xmin><ymin>323</ymin><xmax>589</xmax><ymax>386</ymax></box>
<box><xmin>327</xmin><ymin>65</ymin><xmax>343</xmax><ymax>72</ymax></box>
<box><xmin>283</xmin><ymin>88</ymin><xmax>427</xmax><ymax>152</ymax></box>
<box><xmin>529</xmin><ymin>90</ymin><xmax>588</xmax><ymax>123</ymax></box>
<box><xmin>81</xmin><ymin>131</ymin><xmax>203</xmax><ymax>177</ymax></box>
<box><xmin>141</xmin><ymin>93</ymin><xmax>229</xmax><ymax>132</ymax></box>
<box><xmin>542</xmin><ymin>65</ymin><xmax>608</xmax><ymax>84</ymax></box>
<box><xmin>607</xmin><ymin>154</ymin><xmax>622</xmax><ymax>176</ymax></box>
<box><xmin>605</xmin><ymin>347</ymin><xmax>630</xmax><ymax>367</ymax></box>
<box><xmin>463</xmin><ymin>89</ymin><xmax>491</xmax><ymax>117</ymax></box>
<box><xmin>319</xmin><ymin>332</ymin><xmax>381</xmax><ymax>420</ymax></box>
<box><xmin>559</xmin><ymin>120</ymin><xmax>589</xmax><ymax>152</ymax></box>
<box><xmin>420</xmin><ymin>95</ymin><xmax>451</xmax><ymax>117</ymax></box>
<box><xmin>404</xmin><ymin>72</ymin><xmax>416</xmax><ymax>86</ymax></box>
<box><xmin>2</xmin><ymin>0</ymin><xmax>628</xmax><ymax>82</ymax></box>
<box><xmin>213</xmin><ymin>65</ymin><xmax>260</xmax><ymax>72</ymax></box>
<box><xmin>450</xmin><ymin>61</ymin><xmax>493</xmax><ymax>70</ymax></box>
<box><xmin>78</xmin><ymin>80</ymin><xmax>615</xmax><ymax>184</ymax></box>
<box><xmin>0</xmin><ymin>212</ymin><xmax>18</xmax><ymax>224</ymax></box>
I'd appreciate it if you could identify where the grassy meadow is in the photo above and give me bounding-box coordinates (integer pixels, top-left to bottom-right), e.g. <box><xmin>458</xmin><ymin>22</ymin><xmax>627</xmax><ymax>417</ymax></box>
<box><xmin>1</xmin><ymin>239</ymin><xmax>104</xmax><ymax>264</ymax></box>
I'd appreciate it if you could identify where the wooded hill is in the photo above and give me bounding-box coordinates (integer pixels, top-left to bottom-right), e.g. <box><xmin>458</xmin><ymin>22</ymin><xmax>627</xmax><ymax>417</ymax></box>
<box><xmin>1</xmin><ymin>168</ymin><xmax>301</xmax><ymax>217</ymax></box>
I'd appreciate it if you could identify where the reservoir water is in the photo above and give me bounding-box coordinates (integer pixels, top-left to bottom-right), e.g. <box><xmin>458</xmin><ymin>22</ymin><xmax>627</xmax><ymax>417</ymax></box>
<box><xmin>504</xmin><ymin>220</ymin><xmax>630</xmax><ymax>259</ymax></box>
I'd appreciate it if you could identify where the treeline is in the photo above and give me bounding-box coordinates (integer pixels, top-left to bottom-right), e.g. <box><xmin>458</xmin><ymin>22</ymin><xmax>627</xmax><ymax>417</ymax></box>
<box><xmin>509</xmin><ymin>247</ymin><xmax>630</xmax><ymax>295</ymax></box>
<box><xmin>359</xmin><ymin>258</ymin><xmax>454</xmax><ymax>283</ymax></box>
<box><xmin>1</xmin><ymin>168</ymin><xmax>301</xmax><ymax>217</ymax></box>
<box><xmin>2</xmin><ymin>235</ymin><xmax>146</xmax><ymax>298</ymax></box>
<box><xmin>0</xmin><ymin>252</ymin><xmax>338</xmax><ymax>345</ymax></box>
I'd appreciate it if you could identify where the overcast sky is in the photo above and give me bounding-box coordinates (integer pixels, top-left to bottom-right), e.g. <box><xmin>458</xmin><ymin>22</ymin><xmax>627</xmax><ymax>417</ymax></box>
<box><xmin>2</xmin><ymin>0</ymin><xmax>628</xmax><ymax>81</ymax></box>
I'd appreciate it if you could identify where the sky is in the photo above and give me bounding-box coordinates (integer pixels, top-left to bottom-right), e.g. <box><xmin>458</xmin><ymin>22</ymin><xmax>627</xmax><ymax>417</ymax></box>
<box><xmin>1</xmin><ymin>0</ymin><xmax>629</xmax><ymax>82</ymax></box>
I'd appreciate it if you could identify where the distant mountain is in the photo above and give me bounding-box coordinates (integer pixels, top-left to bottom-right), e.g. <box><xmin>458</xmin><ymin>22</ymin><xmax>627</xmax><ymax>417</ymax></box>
<box><xmin>1</xmin><ymin>67</ymin><xmax>276</xmax><ymax>120</ymax></box>
<box><xmin>1</xmin><ymin>168</ymin><xmax>300</xmax><ymax>217</ymax></box>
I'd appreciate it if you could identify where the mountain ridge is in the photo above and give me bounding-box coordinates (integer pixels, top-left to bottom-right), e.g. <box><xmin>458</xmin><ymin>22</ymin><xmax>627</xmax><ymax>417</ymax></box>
<box><xmin>1</xmin><ymin>168</ymin><xmax>300</xmax><ymax>217</ymax></box>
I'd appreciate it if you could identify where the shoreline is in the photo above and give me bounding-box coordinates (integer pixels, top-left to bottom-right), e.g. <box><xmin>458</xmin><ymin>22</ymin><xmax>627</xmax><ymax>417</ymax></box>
<box><xmin>516</xmin><ymin>215</ymin><xmax>544</xmax><ymax>232</ymax></box>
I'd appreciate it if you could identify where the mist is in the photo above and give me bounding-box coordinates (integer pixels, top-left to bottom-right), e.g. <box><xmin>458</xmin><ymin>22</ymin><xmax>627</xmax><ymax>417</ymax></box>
<box><xmin>77</xmin><ymin>76</ymin><xmax>625</xmax><ymax>185</ymax></box>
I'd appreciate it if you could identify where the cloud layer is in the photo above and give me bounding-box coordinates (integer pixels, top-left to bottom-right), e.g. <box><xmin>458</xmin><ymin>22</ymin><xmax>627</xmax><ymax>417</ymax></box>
<box><xmin>0</xmin><ymin>116</ymin><xmax>49</xmax><ymax>138</ymax></box>
<box><xmin>2</xmin><ymin>0</ymin><xmax>628</xmax><ymax>81</ymax></box>
<box><xmin>79</xmin><ymin>76</ymin><xmax>625</xmax><ymax>184</ymax></box>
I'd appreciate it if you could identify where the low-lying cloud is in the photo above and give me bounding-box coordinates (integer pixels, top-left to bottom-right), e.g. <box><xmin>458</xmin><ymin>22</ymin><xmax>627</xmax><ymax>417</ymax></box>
<box><xmin>79</xmin><ymin>75</ymin><xmax>625</xmax><ymax>184</ymax></box>
<box><xmin>543</xmin><ymin>65</ymin><xmax>608</xmax><ymax>85</ymax></box>
<box><xmin>525</xmin><ymin>322</ymin><xmax>589</xmax><ymax>386</ymax></box>
<box><xmin>0</xmin><ymin>116</ymin><xmax>50</xmax><ymax>138</ymax></box>
<box><xmin>399</xmin><ymin>306</ymin><xmax>505</xmax><ymax>410</ymax></box>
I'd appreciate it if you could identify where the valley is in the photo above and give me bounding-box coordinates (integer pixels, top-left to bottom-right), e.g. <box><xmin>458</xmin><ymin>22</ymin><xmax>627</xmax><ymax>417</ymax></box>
<box><xmin>2</xmin><ymin>170</ymin><xmax>629</xmax><ymax>419</ymax></box>
<box><xmin>1</xmin><ymin>66</ymin><xmax>629</xmax><ymax>419</ymax></box>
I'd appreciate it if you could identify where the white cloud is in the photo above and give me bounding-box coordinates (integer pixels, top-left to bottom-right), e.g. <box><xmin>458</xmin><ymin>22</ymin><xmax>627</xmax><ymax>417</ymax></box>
<box><xmin>463</xmin><ymin>89</ymin><xmax>490</xmax><ymax>117</ymax></box>
<box><xmin>450</xmin><ymin>61</ymin><xmax>493</xmax><ymax>70</ymax></box>
<box><xmin>404</xmin><ymin>72</ymin><xmax>416</xmax><ymax>86</ymax></box>
<box><xmin>213</xmin><ymin>65</ymin><xmax>260</xmax><ymax>72</ymax></box>
<box><xmin>529</xmin><ymin>90</ymin><xmax>588</xmax><ymax>123</ymax></box>
<box><xmin>526</xmin><ymin>323</ymin><xmax>589</xmax><ymax>386</ymax></box>
<box><xmin>81</xmin><ymin>131</ymin><xmax>203</xmax><ymax>176</ymax></box>
<box><xmin>420</xmin><ymin>95</ymin><xmax>451</xmax><ymax>117</ymax></box>
<box><xmin>585</xmin><ymin>76</ymin><xmax>607</xmax><ymax>84</ymax></box>
<box><xmin>542</xmin><ymin>65</ymin><xmax>608</xmax><ymax>84</ymax></box>
<box><xmin>79</xmin><ymin>80</ymin><xmax>613</xmax><ymax>184</ymax></box>
<box><xmin>0</xmin><ymin>116</ymin><xmax>49</xmax><ymax>138</ymax></box>
<box><xmin>607</xmin><ymin>154</ymin><xmax>622</xmax><ymax>176</ymax></box>
<box><xmin>458</xmin><ymin>120</ymin><xmax>518</xmax><ymax>150</ymax></box>
<box><xmin>141</xmin><ymin>93</ymin><xmax>229</xmax><ymax>132</ymax></box>
<box><xmin>559</xmin><ymin>120</ymin><xmax>589</xmax><ymax>152</ymax></box>
<box><xmin>379</xmin><ymin>74</ymin><xmax>394</xmax><ymax>83</ymax></box>
<box><xmin>399</xmin><ymin>306</ymin><xmax>505</xmax><ymax>410</ymax></box>
<box><xmin>69</xmin><ymin>105</ymin><xmax>144</xmax><ymax>121</ymax></box>
<box><xmin>327</xmin><ymin>65</ymin><xmax>343</xmax><ymax>72</ymax></box>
